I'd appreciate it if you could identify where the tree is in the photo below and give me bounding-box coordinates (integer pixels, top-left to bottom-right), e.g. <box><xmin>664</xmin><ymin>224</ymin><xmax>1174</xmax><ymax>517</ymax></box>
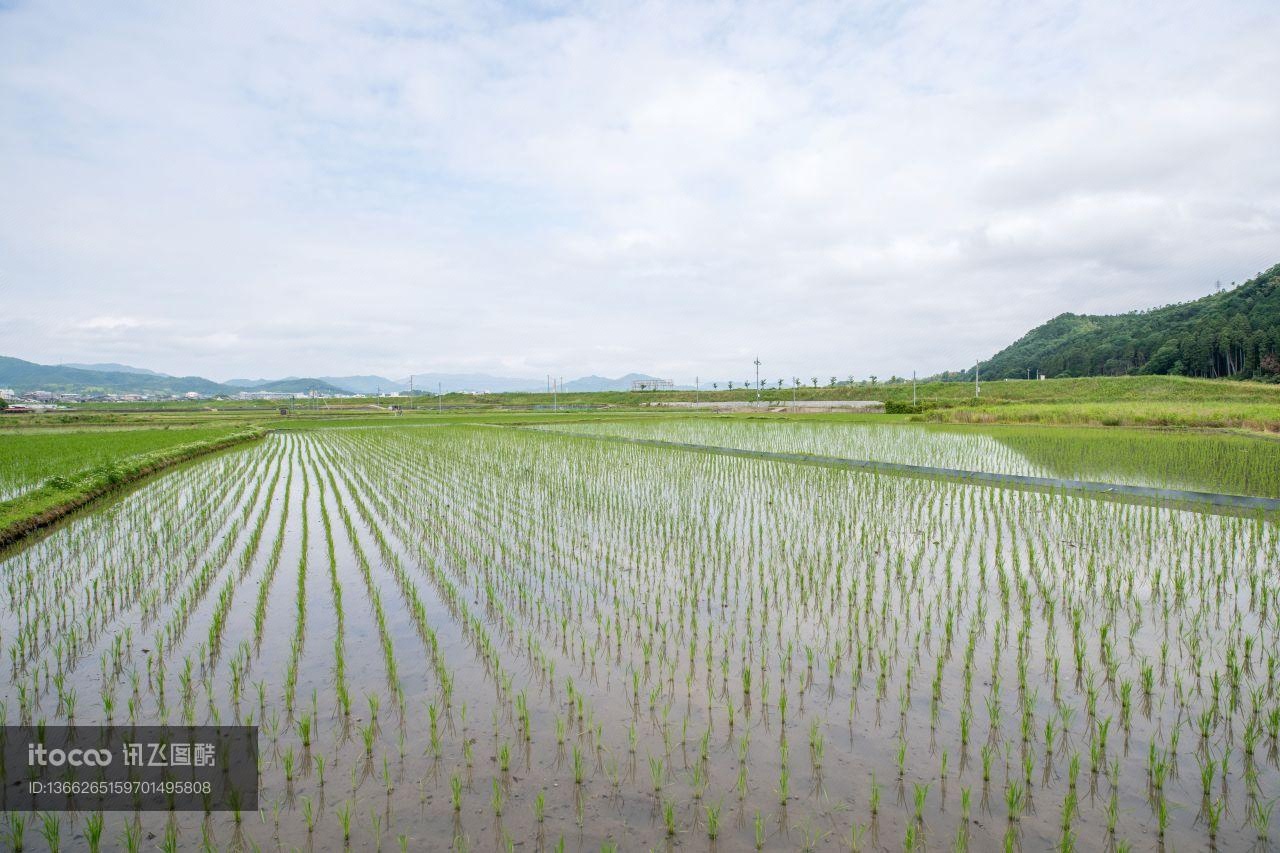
<box><xmin>829</xmin><ymin>376</ymin><xmax>837</xmax><ymax>387</ymax></box>
<box><xmin>810</xmin><ymin>377</ymin><xmax>818</xmax><ymax>388</ymax></box>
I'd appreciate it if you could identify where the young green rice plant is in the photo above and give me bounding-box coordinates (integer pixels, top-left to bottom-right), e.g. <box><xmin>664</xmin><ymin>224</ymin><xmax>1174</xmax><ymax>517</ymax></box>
<box><xmin>490</xmin><ymin>779</ymin><xmax>504</xmax><ymax>817</ymax></box>
<box><xmin>37</xmin><ymin>813</ymin><xmax>58</xmax><ymax>852</ymax></box>
<box><xmin>6</xmin><ymin>814</ymin><xmax>25</xmax><ymax>852</ymax></box>
<box><xmin>84</xmin><ymin>812</ymin><xmax>103</xmax><ymax>853</ymax></box>
<box><xmin>337</xmin><ymin>801</ymin><xmax>352</xmax><ymax>844</ymax></box>
<box><xmin>705</xmin><ymin>800</ymin><xmax>722</xmax><ymax>839</ymax></box>
<box><xmin>1254</xmin><ymin>798</ymin><xmax>1275</xmax><ymax>842</ymax></box>
<box><xmin>118</xmin><ymin>819</ymin><xmax>141</xmax><ymax>853</ymax></box>
<box><xmin>912</xmin><ymin>782</ymin><xmax>930</xmax><ymax>823</ymax></box>
<box><xmin>1206</xmin><ymin>797</ymin><xmax>1224</xmax><ymax>841</ymax></box>
<box><xmin>649</xmin><ymin>756</ymin><xmax>663</xmax><ymax>793</ymax></box>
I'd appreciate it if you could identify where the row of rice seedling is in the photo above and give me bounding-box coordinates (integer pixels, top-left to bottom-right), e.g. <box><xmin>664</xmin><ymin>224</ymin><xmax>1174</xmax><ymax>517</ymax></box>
<box><xmin>539</xmin><ymin>417</ymin><xmax>1280</xmax><ymax>497</ymax></box>
<box><xmin>0</xmin><ymin>422</ymin><xmax>1275</xmax><ymax>850</ymax></box>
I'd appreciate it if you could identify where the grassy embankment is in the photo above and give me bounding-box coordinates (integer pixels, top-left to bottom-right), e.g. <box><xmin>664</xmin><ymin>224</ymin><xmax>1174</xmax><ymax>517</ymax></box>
<box><xmin>0</xmin><ymin>425</ymin><xmax>265</xmax><ymax>548</ymax></box>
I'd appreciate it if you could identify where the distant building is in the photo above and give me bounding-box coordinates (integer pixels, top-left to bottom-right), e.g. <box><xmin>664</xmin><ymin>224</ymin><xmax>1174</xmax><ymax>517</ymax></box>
<box><xmin>0</xmin><ymin>389</ymin><xmax>14</xmax><ymax>400</ymax></box>
<box><xmin>630</xmin><ymin>378</ymin><xmax>674</xmax><ymax>392</ymax></box>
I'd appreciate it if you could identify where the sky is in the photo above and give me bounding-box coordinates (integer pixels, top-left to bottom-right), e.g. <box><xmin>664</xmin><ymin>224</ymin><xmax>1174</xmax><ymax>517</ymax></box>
<box><xmin>2</xmin><ymin>0</ymin><xmax>1279</xmax><ymax>384</ymax></box>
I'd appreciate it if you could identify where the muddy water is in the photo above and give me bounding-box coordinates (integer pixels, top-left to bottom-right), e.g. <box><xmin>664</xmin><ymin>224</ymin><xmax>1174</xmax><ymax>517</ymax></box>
<box><xmin>0</xmin><ymin>425</ymin><xmax>1276</xmax><ymax>851</ymax></box>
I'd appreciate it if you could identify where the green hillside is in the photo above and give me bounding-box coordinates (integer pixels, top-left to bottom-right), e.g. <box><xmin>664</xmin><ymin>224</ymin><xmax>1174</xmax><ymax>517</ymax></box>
<box><xmin>0</xmin><ymin>356</ymin><xmax>229</xmax><ymax>396</ymax></box>
<box><xmin>971</xmin><ymin>263</ymin><xmax>1280</xmax><ymax>381</ymax></box>
<box><xmin>249</xmin><ymin>378</ymin><xmax>347</xmax><ymax>394</ymax></box>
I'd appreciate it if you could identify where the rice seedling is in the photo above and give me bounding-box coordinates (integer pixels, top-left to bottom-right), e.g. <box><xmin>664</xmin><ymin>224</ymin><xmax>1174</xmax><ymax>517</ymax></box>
<box><xmin>0</xmin><ymin>421</ymin><xmax>1272</xmax><ymax>849</ymax></box>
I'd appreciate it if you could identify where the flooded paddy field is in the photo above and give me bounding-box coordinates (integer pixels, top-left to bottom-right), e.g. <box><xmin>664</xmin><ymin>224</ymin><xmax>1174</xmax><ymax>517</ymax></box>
<box><xmin>1</xmin><ymin>423</ymin><xmax>1278</xmax><ymax>850</ymax></box>
<box><xmin>540</xmin><ymin>418</ymin><xmax>1280</xmax><ymax>499</ymax></box>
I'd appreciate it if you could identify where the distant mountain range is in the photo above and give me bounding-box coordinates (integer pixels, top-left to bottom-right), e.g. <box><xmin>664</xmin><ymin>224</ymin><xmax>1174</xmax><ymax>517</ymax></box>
<box><xmin>0</xmin><ymin>356</ymin><xmax>669</xmax><ymax>396</ymax></box>
<box><xmin>223</xmin><ymin>377</ymin><xmax>349</xmax><ymax>394</ymax></box>
<box><xmin>62</xmin><ymin>362</ymin><xmax>167</xmax><ymax>376</ymax></box>
<box><xmin>0</xmin><ymin>357</ymin><xmax>229</xmax><ymax>396</ymax></box>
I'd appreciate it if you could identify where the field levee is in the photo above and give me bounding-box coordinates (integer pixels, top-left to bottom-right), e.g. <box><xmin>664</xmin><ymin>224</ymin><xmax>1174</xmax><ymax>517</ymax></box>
<box><xmin>0</xmin><ymin>425</ymin><xmax>267</xmax><ymax>550</ymax></box>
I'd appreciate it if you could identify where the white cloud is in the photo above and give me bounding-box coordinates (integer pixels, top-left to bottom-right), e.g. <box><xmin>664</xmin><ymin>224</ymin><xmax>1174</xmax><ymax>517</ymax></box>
<box><xmin>2</xmin><ymin>0</ymin><xmax>1278</xmax><ymax>382</ymax></box>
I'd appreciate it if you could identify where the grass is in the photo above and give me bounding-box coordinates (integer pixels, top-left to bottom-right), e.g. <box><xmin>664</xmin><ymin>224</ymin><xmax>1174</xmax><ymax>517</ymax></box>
<box><xmin>928</xmin><ymin>399</ymin><xmax>1280</xmax><ymax>431</ymax></box>
<box><xmin>0</xmin><ymin>425</ymin><xmax>250</xmax><ymax>501</ymax></box>
<box><xmin>0</xmin><ymin>425</ymin><xmax>265</xmax><ymax>548</ymax></box>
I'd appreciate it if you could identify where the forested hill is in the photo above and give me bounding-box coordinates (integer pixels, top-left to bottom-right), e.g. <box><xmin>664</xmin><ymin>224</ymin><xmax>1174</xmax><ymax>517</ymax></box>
<box><xmin>971</xmin><ymin>264</ymin><xmax>1280</xmax><ymax>381</ymax></box>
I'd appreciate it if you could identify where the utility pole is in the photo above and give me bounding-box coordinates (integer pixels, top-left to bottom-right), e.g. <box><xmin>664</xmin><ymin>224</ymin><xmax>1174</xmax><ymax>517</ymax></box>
<box><xmin>695</xmin><ymin>376</ymin><xmax>699</xmax><ymax>404</ymax></box>
<box><xmin>437</xmin><ymin>382</ymin><xmax>442</xmax><ymax>413</ymax></box>
<box><xmin>753</xmin><ymin>357</ymin><xmax>761</xmax><ymax>403</ymax></box>
<box><xmin>552</xmin><ymin>377</ymin><xmax>558</xmax><ymax>412</ymax></box>
<box><xmin>912</xmin><ymin>371</ymin><xmax>917</xmax><ymax>407</ymax></box>
<box><xmin>409</xmin><ymin>374</ymin><xmax>414</xmax><ymax>409</ymax></box>
<box><xmin>975</xmin><ymin>361</ymin><xmax>980</xmax><ymax>398</ymax></box>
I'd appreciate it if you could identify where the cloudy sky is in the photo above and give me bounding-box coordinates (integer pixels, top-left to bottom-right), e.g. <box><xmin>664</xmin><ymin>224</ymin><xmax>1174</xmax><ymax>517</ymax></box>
<box><xmin>3</xmin><ymin>0</ymin><xmax>1278</xmax><ymax>383</ymax></box>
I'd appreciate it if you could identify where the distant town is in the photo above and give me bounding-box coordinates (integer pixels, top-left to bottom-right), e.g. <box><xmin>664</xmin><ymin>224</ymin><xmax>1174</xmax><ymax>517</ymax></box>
<box><xmin>0</xmin><ymin>386</ymin><xmax>480</xmax><ymax>412</ymax></box>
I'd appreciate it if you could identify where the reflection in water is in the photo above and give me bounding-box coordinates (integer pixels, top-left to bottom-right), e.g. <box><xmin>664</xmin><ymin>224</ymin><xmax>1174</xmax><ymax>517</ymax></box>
<box><xmin>545</xmin><ymin>419</ymin><xmax>1280</xmax><ymax>498</ymax></box>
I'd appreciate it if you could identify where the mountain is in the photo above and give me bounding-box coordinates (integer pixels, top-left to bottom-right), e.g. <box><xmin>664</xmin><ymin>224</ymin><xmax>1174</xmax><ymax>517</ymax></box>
<box><xmin>561</xmin><ymin>373</ymin><xmax>665</xmax><ymax>392</ymax></box>
<box><xmin>249</xmin><ymin>378</ymin><xmax>348</xmax><ymax>394</ymax></box>
<box><xmin>3</xmin><ymin>355</ymin><xmax>679</xmax><ymax>397</ymax></box>
<box><xmin>971</xmin><ymin>263</ymin><xmax>1280</xmax><ymax>381</ymax></box>
<box><xmin>62</xmin><ymin>362</ymin><xmax>168</xmax><ymax>376</ymax></box>
<box><xmin>318</xmin><ymin>375</ymin><xmax>405</xmax><ymax>394</ymax></box>
<box><xmin>0</xmin><ymin>356</ymin><xmax>228</xmax><ymax>395</ymax></box>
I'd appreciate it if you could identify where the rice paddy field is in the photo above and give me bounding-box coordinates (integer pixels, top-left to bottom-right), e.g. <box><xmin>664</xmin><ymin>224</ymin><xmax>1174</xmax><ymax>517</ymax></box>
<box><xmin>539</xmin><ymin>418</ymin><xmax>1280</xmax><ymax>499</ymax></box>
<box><xmin>1</xmin><ymin>419</ymin><xmax>1279</xmax><ymax>851</ymax></box>
<box><xmin>0</xmin><ymin>427</ymin><xmax>248</xmax><ymax>503</ymax></box>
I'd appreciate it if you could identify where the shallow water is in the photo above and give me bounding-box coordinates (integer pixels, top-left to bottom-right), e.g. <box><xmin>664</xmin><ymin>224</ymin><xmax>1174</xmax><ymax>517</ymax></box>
<box><xmin>1</xmin><ymin>425</ymin><xmax>1277</xmax><ymax>851</ymax></box>
<box><xmin>540</xmin><ymin>418</ymin><xmax>1280</xmax><ymax>498</ymax></box>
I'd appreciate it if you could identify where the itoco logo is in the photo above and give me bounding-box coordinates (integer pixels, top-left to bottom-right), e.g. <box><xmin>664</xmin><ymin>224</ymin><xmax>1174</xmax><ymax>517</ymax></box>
<box><xmin>27</xmin><ymin>743</ymin><xmax>113</xmax><ymax>767</ymax></box>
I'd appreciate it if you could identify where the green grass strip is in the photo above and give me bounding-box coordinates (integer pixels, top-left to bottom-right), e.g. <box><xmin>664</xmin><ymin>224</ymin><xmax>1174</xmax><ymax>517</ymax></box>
<box><xmin>0</xmin><ymin>426</ymin><xmax>266</xmax><ymax>549</ymax></box>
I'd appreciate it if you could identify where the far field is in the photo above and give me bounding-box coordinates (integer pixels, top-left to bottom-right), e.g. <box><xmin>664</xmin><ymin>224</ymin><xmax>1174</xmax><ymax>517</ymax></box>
<box><xmin>31</xmin><ymin>374</ymin><xmax>1280</xmax><ymax>432</ymax></box>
